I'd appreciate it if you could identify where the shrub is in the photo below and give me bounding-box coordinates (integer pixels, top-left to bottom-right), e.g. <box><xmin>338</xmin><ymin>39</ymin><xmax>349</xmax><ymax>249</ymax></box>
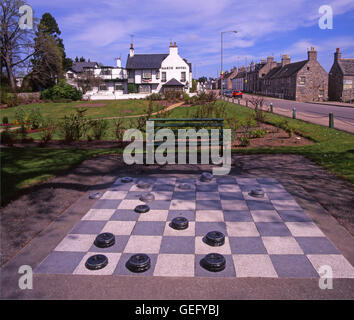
<box><xmin>127</xmin><ymin>83</ymin><xmax>138</xmax><ymax>94</ymax></box>
<box><xmin>14</xmin><ymin>107</ymin><xmax>26</xmax><ymax>124</ymax></box>
<box><xmin>28</xmin><ymin>108</ymin><xmax>43</xmax><ymax>129</ymax></box>
<box><xmin>279</xmin><ymin>120</ymin><xmax>294</xmax><ymax>138</ymax></box>
<box><xmin>0</xmin><ymin>128</ymin><xmax>15</xmax><ymax>146</ymax></box>
<box><xmin>40</xmin><ymin>79</ymin><xmax>82</xmax><ymax>101</ymax></box>
<box><xmin>239</xmin><ymin>136</ymin><xmax>250</xmax><ymax>147</ymax></box>
<box><xmin>253</xmin><ymin>108</ymin><xmax>267</xmax><ymax>124</ymax></box>
<box><xmin>2</xmin><ymin>116</ymin><xmax>9</xmax><ymax>124</ymax></box>
<box><xmin>39</xmin><ymin>120</ymin><xmax>56</xmax><ymax>145</ymax></box>
<box><xmin>147</xmin><ymin>93</ymin><xmax>162</xmax><ymax>101</ymax></box>
<box><xmin>251</xmin><ymin>128</ymin><xmax>266</xmax><ymax>138</ymax></box>
<box><xmin>182</xmin><ymin>92</ymin><xmax>190</xmax><ymax>104</ymax></box>
<box><xmin>58</xmin><ymin>109</ymin><xmax>89</xmax><ymax>143</ymax></box>
<box><xmin>113</xmin><ymin>118</ymin><xmax>125</xmax><ymax>142</ymax></box>
<box><xmin>89</xmin><ymin>119</ymin><xmax>109</xmax><ymax>140</ymax></box>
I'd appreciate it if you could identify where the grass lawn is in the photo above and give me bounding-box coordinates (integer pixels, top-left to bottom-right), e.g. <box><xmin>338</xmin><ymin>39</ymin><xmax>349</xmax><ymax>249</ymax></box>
<box><xmin>0</xmin><ymin>99</ymin><xmax>164</xmax><ymax>122</ymax></box>
<box><xmin>0</xmin><ymin>147</ymin><xmax>120</xmax><ymax>206</ymax></box>
<box><xmin>1</xmin><ymin>100</ymin><xmax>353</xmax><ymax>206</ymax></box>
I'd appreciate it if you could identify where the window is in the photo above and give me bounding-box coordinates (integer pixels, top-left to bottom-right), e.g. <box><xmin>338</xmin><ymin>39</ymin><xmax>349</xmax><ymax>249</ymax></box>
<box><xmin>115</xmin><ymin>84</ymin><xmax>124</xmax><ymax>91</ymax></box>
<box><xmin>143</xmin><ymin>70</ymin><xmax>152</xmax><ymax>79</ymax></box>
<box><xmin>299</xmin><ymin>76</ymin><xmax>306</xmax><ymax>85</ymax></box>
<box><xmin>99</xmin><ymin>85</ymin><xmax>108</xmax><ymax>91</ymax></box>
<box><xmin>138</xmin><ymin>84</ymin><xmax>151</xmax><ymax>93</ymax></box>
<box><xmin>156</xmin><ymin>70</ymin><xmax>160</xmax><ymax>79</ymax></box>
<box><xmin>181</xmin><ymin>72</ymin><xmax>186</xmax><ymax>82</ymax></box>
<box><xmin>161</xmin><ymin>72</ymin><xmax>166</xmax><ymax>82</ymax></box>
<box><xmin>67</xmin><ymin>73</ymin><xmax>74</xmax><ymax>79</ymax></box>
<box><xmin>101</xmin><ymin>69</ymin><xmax>112</xmax><ymax>75</ymax></box>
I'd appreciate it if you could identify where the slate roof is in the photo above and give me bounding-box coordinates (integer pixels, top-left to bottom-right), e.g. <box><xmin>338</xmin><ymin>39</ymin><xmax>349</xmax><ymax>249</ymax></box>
<box><xmin>183</xmin><ymin>59</ymin><xmax>192</xmax><ymax>72</ymax></box>
<box><xmin>263</xmin><ymin>66</ymin><xmax>282</xmax><ymax>79</ymax></box>
<box><xmin>126</xmin><ymin>54</ymin><xmax>168</xmax><ymax>69</ymax></box>
<box><xmin>339</xmin><ymin>59</ymin><xmax>354</xmax><ymax>75</ymax></box>
<box><xmin>271</xmin><ymin>60</ymin><xmax>307</xmax><ymax>79</ymax></box>
<box><xmin>162</xmin><ymin>78</ymin><xmax>184</xmax><ymax>86</ymax></box>
<box><xmin>235</xmin><ymin>71</ymin><xmax>246</xmax><ymax>78</ymax></box>
<box><xmin>71</xmin><ymin>61</ymin><xmax>98</xmax><ymax>73</ymax></box>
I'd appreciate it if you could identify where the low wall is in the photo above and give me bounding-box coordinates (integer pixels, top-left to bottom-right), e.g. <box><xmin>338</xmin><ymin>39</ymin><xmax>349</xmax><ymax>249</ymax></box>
<box><xmin>84</xmin><ymin>93</ymin><xmax>149</xmax><ymax>100</ymax></box>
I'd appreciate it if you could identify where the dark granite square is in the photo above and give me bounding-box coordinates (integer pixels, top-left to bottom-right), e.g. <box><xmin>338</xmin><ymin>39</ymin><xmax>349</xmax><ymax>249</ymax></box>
<box><xmin>256</xmin><ymin>222</ymin><xmax>291</xmax><ymax>236</ymax></box>
<box><xmin>172</xmin><ymin>191</ymin><xmax>196</xmax><ymax>200</ymax></box>
<box><xmin>229</xmin><ymin>237</ymin><xmax>267</xmax><ymax>254</ymax></box>
<box><xmin>223</xmin><ymin>210</ymin><xmax>253</xmax><ymax>222</ymax></box>
<box><xmin>167</xmin><ymin>210</ymin><xmax>195</xmax><ymax>222</ymax></box>
<box><xmin>148</xmin><ymin>200</ymin><xmax>171</xmax><ymax>210</ymax></box>
<box><xmin>295</xmin><ymin>237</ymin><xmax>340</xmax><ymax>254</ymax></box>
<box><xmin>239</xmin><ymin>184</ymin><xmax>262</xmax><ymax>192</ymax></box>
<box><xmin>109</xmin><ymin>183</ymin><xmax>133</xmax><ymax>191</ymax></box>
<box><xmin>196</xmin><ymin>184</ymin><xmax>219</xmax><ymax>192</ymax></box>
<box><xmin>111</xmin><ymin>209</ymin><xmax>140</xmax><ymax>221</ymax></box>
<box><xmin>256</xmin><ymin>178</ymin><xmax>278</xmax><ymax>184</ymax></box>
<box><xmin>132</xmin><ymin>221</ymin><xmax>165</xmax><ymax>235</ymax></box>
<box><xmin>195</xmin><ymin>222</ymin><xmax>227</xmax><ymax>236</ymax></box>
<box><xmin>267</xmin><ymin>192</ymin><xmax>293</xmax><ymax>200</ymax></box>
<box><xmin>195</xmin><ymin>254</ymin><xmax>236</xmax><ymax>278</ymax></box>
<box><xmin>69</xmin><ymin>221</ymin><xmax>106</xmax><ymax>234</ymax></box>
<box><xmin>160</xmin><ymin>236</ymin><xmax>195</xmax><ymax>254</ymax></box>
<box><xmin>277</xmin><ymin>210</ymin><xmax>312</xmax><ymax>222</ymax></box>
<box><xmin>176</xmin><ymin>178</ymin><xmax>196</xmax><ymax>184</ymax></box>
<box><xmin>93</xmin><ymin>199</ymin><xmax>121</xmax><ymax>209</ymax></box>
<box><xmin>114</xmin><ymin>253</ymin><xmax>158</xmax><ymax>276</ymax></box>
<box><xmin>88</xmin><ymin>235</ymin><xmax>130</xmax><ymax>253</ymax></box>
<box><xmin>152</xmin><ymin>184</ymin><xmax>175</xmax><ymax>192</ymax></box>
<box><xmin>270</xmin><ymin>255</ymin><xmax>319</xmax><ymax>278</ymax></box>
<box><xmin>219</xmin><ymin>192</ymin><xmax>244</xmax><ymax>200</ymax></box>
<box><xmin>196</xmin><ymin>200</ymin><xmax>222</xmax><ymax>210</ymax></box>
<box><xmin>35</xmin><ymin>252</ymin><xmax>85</xmax><ymax>274</ymax></box>
<box><xmin>246</xmin><ymin>200</ymin><xmax>275</xmax><ymax>211</ymax></box>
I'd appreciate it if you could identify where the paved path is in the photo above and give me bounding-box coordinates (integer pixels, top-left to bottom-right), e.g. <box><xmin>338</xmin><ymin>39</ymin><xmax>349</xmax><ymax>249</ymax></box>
<box><xmin>226</xmin><ymin>94</ymin><xmax>354</xmax><ymax>134</ymax></box>
<box><xmin>94</xmin><ymin>102</ymin><xmax>184</xmax><ymax>121</ymax></box>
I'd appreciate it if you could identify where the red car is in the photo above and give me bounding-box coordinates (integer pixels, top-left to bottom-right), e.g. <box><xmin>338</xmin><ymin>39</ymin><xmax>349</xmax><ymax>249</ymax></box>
<box><xmin>232</xmin><ymin>90</ymin><xmax>242</xmax><ymax>99</ymax></box>
<box><xmin>232</xmin><ymin>90</ymin><xmax>243</xmax><ymax>99</ymax></box>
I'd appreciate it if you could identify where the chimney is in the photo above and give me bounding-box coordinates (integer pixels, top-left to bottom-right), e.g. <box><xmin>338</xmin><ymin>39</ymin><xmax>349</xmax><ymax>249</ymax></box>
<box><xmin>281</xmin><ymin>54</ymin><xmax>291</xmax><ymax>67</ymax></box>
<box><xmin>334</xmin><ymin>48</ymin><xmax>341</xmax><ymax>62</ymax></box>
<box><xmin>169</xmin><ymin>41</ymin><xmax>178</xmax><ymax>55</ymax></box>
<box><xmin>129</xmin><ymin>43</ymin><xmax>134</xmax><ymax>58</ymax></box>
<box><xmin>116</xmin><ymin>57</ymin><xmax>121</xmax><ymax>68</ymax></box>
<box><xmin>307</xmin><ymin>46</ymin><xmax>317</xmax><ymax>61</ymax></box>
<box><xmin>267</xmin><ymin>56</ymin><xmax>274</xmax><ymax>64</ymax></box>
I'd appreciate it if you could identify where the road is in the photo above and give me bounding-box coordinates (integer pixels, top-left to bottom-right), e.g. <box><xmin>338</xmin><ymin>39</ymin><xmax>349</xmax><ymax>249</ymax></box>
<box><xmin>229</xmin><ymin>94</ymin><xmax>354</xmax><ymax>134</ymax></box>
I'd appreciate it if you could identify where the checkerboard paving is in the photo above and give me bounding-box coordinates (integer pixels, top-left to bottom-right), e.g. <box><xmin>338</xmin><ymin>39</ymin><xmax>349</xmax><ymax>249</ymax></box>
<box><xmin>35</xmin><ymin>175</ymin><xmax>354</xmax><ymax>278</ymax></box>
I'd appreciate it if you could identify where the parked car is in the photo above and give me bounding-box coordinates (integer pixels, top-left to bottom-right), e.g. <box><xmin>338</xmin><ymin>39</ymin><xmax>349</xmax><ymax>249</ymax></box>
<box><xmin>223</xmin><ymin>90</ymin><xmax>232</xmax><ymax>97</ymax></box>
<box><xmin>232</xmin><ymin>90</ymin><xmax>243</xmax><ymax>99</ymax></box>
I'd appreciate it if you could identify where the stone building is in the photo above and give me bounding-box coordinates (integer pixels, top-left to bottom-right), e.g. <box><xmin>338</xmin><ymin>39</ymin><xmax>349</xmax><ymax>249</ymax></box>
<box><xmin>231</xmin><ymin>66</ymin><xmax>246</xmax><ymax>91</ymax></box>
<box><xmin>244</xmin><ymin>57</ymin><xmax>278</xmax><ymax>93</ymax></box>
<box><xmin>328</xmin><ymin>48</ymin><xmax>354</xmax><ymax>102</ymax></box>
<box><xmin>261</xmin><ymin>47</ymin><xmax>328</xmax><ymax>102</ymax></box>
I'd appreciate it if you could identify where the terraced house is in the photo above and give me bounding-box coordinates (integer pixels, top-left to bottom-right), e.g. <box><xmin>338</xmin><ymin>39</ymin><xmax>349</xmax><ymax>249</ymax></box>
<box><xmin>261</xmin><ymin>47</ymin><xmax>328</xmax><ymax>102</ymax></box>
<box><xmin>328</xmin><ymin>48</ymin><xmax>354</xmax><ymax>102</ymax></box>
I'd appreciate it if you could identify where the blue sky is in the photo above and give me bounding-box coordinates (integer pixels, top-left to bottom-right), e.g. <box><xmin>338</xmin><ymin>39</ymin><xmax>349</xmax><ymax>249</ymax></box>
<box><xmin>29</xmin><ymin>0</ymin><xmax>354</xmax><ymax>78</ymax></box>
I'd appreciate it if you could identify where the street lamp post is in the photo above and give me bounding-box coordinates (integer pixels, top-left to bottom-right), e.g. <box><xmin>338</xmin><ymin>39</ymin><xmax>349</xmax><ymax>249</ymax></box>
<box><xmin>220</xmin><ymin>30</ymin><xmax>238</xmax><ymax>96</ymax></box>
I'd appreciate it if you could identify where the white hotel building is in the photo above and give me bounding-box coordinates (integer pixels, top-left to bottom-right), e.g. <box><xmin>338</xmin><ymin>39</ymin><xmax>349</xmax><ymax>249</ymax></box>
<box><xmin>66</xmin><ymin>42</ymin><xmax>192</xmax><ymax>99</ymax></box>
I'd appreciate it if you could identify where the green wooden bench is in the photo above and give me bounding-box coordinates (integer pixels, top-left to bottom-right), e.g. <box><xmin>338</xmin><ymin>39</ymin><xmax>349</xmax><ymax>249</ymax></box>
<box><xmin>147</xmin><ymin>118</ymin><xmax>224</xmax><ymax>149</ymax></box>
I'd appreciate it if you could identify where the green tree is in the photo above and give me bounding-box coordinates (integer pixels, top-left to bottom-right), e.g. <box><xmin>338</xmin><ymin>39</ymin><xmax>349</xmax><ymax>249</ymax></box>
<box><xmin>30</xmin><ymin>13</ymin><xmax>68</xmax><ymax>89</ymax></box>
